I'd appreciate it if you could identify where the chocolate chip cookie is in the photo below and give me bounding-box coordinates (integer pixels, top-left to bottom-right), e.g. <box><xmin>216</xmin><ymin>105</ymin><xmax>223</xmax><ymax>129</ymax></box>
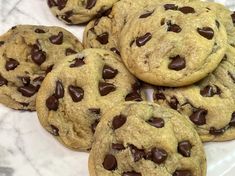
<box><xmin>36</xmin><ymin>49</ymin><xmax>144</xmax><ymax>151</ymax></box>
<box><xmin>89</xmin><ymin>102</ymin><xmax>206</xmax><ymax>176</ymax></box>
<box><xmin>0</xmin><ymin>25</ymin><xmax>83</xmax><ymax>111</ymax></box>
<box><xmin>120</xmin><ymin>1</ymin><xmax>227</xmax><ymax>87</ymax></box>
<box><xmin>154</xmin><ymin>45</ymin><xmax>235</xmax><ymax>142</ymax></box>
<box><xmin>47</xmin><ymin>0</ymin><xmax>119</xmax><ymax>24</ymax></box>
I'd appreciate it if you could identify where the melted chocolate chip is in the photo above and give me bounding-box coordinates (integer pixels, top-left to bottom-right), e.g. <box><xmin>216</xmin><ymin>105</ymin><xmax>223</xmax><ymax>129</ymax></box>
<box><xmin>50</xmin><ymin>125</ymin><xmax>59</xmax><ymax>136</ymax></box>
<box><xmin>178</xmin><ymin>6</ymin><xmax>195</xmax><ymax>14</ymax></box>
<box><xmin>65</xmin><ymin>48</ymin><xmax>77</xmax><ymax>56</ymax></box>
<box><xmin>189</xmin><ymin>109</ymin><xmax>207</xmax><ymax>125</ymax></box>
<box><xmin>5</xmin><ymin>58</ymin><xmax>19</xmax><ymax>71</ymax></box>
<box><xmin>46</xmin><ymin>65</ymin><xmax>54</xmax><ymax>74</ymax></box>
<box><xmin>231</xmin><ymin>12</ymin><xmax>235</xmax><ymax>25</ymax></box>
<box><xmin>136</xmin><ymin>33</ymin><xmax>152</xmax><ymax>47</ymax></box>
<box><xmin>17</xmin><ymin>84</ymin><xmax>38</xmax><ymax>97</ymax></box>
<box><xmin>112</xmin><ymin>115</ymin><xmax>127</xmax><ymax>130</ymax></box>
<box><xmin>102</xmin><ymin>65</ymin><xmax>118</xmax><ymax>79</ymax></box>
<box><xmin>123</xmin><ymin>171</ymin><xmax>141</xmax><ymax>176</ymax></box>
<box><xmin>86</xmin><ymin>0</ymin><xmax>97</xmax><ymax>9</ymax></box>
<box><xmin>68</xmin><ymin>85</ymin><xmax>84</xmax><ymax>102</ymax></box>
<box><xmin>155</xmin><ymin>93</ymin><xmax>166</xmax><ymax>100</ymax></box>
<box><xmin>169</xmin><ymin>96</ymin><xmax>179</xmax><ymax>110</ymax></box>
<box><xmin>151</xmin><ymin>148</ymin><xmax>168</xmax><ymax>164</ymax></box>
<box><xmin>110</xmin><ymin>48</ymin><xmax>120</xmax><ymax>56</ymax></box>
<box><xmin>0</xmin><ymin>75</ymin><xmax>8</xmax><ymax>86</ymax></box>
<box><xmin>89</xmin><ymin>108</ymin><xmax>101</xmax><ymax>115</ymax></box>
<box><xmin>99</xmin><ymin>82</ymin><xmax>116</xmax><ymax>96</ymax></box>
<box><xmin>168</xmin><ymin>55</ymin><xmax>186</xmax><ymax>71</ymax></box>
<box><xmin>167</xmin><ymin>23</ymin><xmax>182</xmax><ymax>33</ymax></box>
<box><xmin>173</xmin><ymin>170</ymin><xmax>192</xmax><ymax>176</ymax></box>
<box><xmin>209</xmin><ymin>127</ymin><xmax>225</xmax><ymax>135</ymax></box>
<box><xmin>61</xmin><ymin>10</ymin><xmax>73</xmax><ymax>23</ymax></box>
<box><xmin>229</xmin><ymin>112</ymin><xmax>235</xmax><ymax>127</ymax></box>
<box><xmin>164</xmin><ymin>4</ymin><xmax>178</xmax><ymax>10</ymax></box>
<box><xmin>178</xmin><ymin>141</ymin><xmax>192</xmax><ymax>157</ymax></box>
<box><xmin>57</xmin><ymin>0</ymin><xmax>67</xmax><ymax>10</ymax></box>
<box><xmin>112</xmin><ymin>143</ymin><xmax>125</xmax><ymax>151</ymax></box>
<box><xmin>47</xmin><ymin>0</ymin><xmax>57</xmax><ymax>7</ymax></box>
<box><xmin>31</xmin><ymin>44</ymin><xmax>46</xmax><ymax>65</ymax></box>
<box><xmin>35</xmin><ymin>28</ymin><xmax>46</xmax><ymax>33</ymax></box>
<box><xmin>139</xmin><ymin>11</ymin><xmax>154</xmax><ymax>18</ymax></box>
<box><xmin>125</xmin><ymin>92</ymin><xmax>142</xmax><ymax>102</ymax></box>
<box><xmin>46</xmin><ymin>95</ymin><xmax>59</xmax><ymax>111</ymax></box>
<box><xmin>91</xmin><ymin>120</ymin><xmax>99</xmax><ymax>133</ymax></box>
<box><xmin>49</xmin><ymin>32</ymin><xmax>63</xmax><ymax>45</ymax></box>
<box><xmin>200</xmin><ymin>85</ymin><xmax>221</xmax><ymax>97</ymax></box>
<box><xmin>55</xmin><ymin>81</ymin><xmax>64</xmax><ymax>99</ymax></box>
<box><xmin>20</xmin><ymin>76</ymin><xmax>30</xmax><ymax>86</ymax></box>
<box><xmin>102</xmin><ymin>154</ymin><xmax>117</xmax><ymax>171</ymax></box>
<box><xmin>130</xmin><ymin>145</ymin><xmax>145</xmax><ymax>162</ymax></box>
<box><xmin>96</xmin><ymin>32</ymin><xmax>109</xmax><ymax>45</ymax></box>
<box><xmin>197</xmin><ymin>27</ymin><xmax>214</xmax><ymax>40</ymax></box>
<box><xmin>147</xmin><ymin>117</ymin><xmax>165</xmax><ymax>128</ymax></box>
<box><xmin>33</xmin><ymin>76</ymin><xmax>44</xmax><ymax>89</ymax></box>
<box><xmin>0</xmin><ymin>41</ymin><xmax>5</xmax><ymax>46</ymax></box>
<box><xmin>70</xmin><ymin>58</ymin><xmax>85</xmax><ymax>68</ymax></box>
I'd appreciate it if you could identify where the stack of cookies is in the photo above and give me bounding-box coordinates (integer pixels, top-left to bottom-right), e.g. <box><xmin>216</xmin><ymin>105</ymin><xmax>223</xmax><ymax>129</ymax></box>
<box><xmin>0</xmin><ymin>0</ymin><xmax>235</xmax><ymax>175</ymax></box>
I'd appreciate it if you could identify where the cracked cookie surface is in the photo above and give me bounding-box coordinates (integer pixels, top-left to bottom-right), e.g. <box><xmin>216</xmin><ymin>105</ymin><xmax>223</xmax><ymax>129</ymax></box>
<box><xmin>0</xmin><ymin>25</ymin><xmax>83</xmax><ymax>111</ymax></box>
<box><xmin>47</xmin><ymin>0</ymin><xmax>119</xmax><ymax>24</ymax></box>
<box><xmin>36</xmin><ymin>49</ymin><xmax>144</xmax><ymax>151</ymax></box>
<box><xmin>154</xmin><ymin>45</ymin><xmax>235</xmax><ymax>142</ymax></box>
<box><xmin>89</xmin><ymin>102</ymin><xmax>206</xmax><ymax>176</ymax></box>
<box><xmin>119</xmin><ymin>1</ymin><xmax>227</xmax><ymax>87</ymax></box>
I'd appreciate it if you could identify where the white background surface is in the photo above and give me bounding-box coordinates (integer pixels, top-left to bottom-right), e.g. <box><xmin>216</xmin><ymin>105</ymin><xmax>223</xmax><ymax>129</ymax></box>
<box><xmin>0</xmin><ymin>0</ymin><xmax>235</xmax><ymax>176</ymax></box>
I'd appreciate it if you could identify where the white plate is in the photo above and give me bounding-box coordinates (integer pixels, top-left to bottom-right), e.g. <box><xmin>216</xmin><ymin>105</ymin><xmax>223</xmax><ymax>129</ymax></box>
<box><xmin>0</xmin><ymin>0</ymin><xmax>234</xmax><ymax>175</ymax></box>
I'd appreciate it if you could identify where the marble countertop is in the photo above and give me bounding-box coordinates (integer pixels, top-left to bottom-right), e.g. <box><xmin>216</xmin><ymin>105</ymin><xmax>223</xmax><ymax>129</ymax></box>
<box><xmin>0</xmin><ymin>0</ymin><xmax>235</xmax><ymax>176</ymax></box>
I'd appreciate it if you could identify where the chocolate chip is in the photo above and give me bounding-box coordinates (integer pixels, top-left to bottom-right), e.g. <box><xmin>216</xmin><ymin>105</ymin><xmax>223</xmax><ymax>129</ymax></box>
<box><xmin>125</xmin><ymin>92</ymin><xmax>142</xmax><ymax>102</ymax></box>
<box><xmin>57</xmin><ymin>0</ymin><xmax>67</xmax><ymax>10</ymax></box>
<box><xmin>61</xmin><ymin>10</ymin><xmax>73</xmax><ymax>23</ymax></box>
<box><xmin>228</xmin><ymin>71</ymin><xmax>235</xmax><ymax>83</ymax></box>
<box><xmin>123</xmin><ymin>171</ymin><xmax>141</xmax><ymax>176</ymax></box>
<box><xmin>229</xmin><ymin>112</ymin><xmax>235</xmax><ymax>127</ymax></box>
<box><xmin>147</xmin><ymin>117</ymin><xmax>165</xmax><ymax>128</ymax></box>
<box><xmin>151</xmin><ymin>148</ymin><xmax>168</xmax><ymax>164</ymax></box>
<box><xmin>89</xmin><ymin>108</ymin><xmax>100</xmax><ymax>115</ymax></box>
<box><xmin>139</xmin><ymin>11</ymin><xmax>154</xmax><ymax>18</ymax></box>
<box><xmin>130</xmin><ymin>145</ymin><xmax>145</xmax><ymax>162</ymax></box>
<box><xmin>173</xmin><ymin>170</ymin><xmax>192</xmax><ymax>176</ymax></box>
<box><xmin>20</xmin><ymin>76</ymin><xmax>30</xmax><ymax>86</ymax></box>
<box><xmin>5</xmin><ymin>58</ymin><xmax>19</xmax><ymax>71</ymax></box>
<box><xmin>68</xmin><ymin>85</ymin><xmax>84</xmax><ymax>102</ymax></box>
<box><xmin>197</xmin><ymin>27</ymin><xmax>214</xmax><ymax>40</ymax></box>
<box><xmin>46</xmin><ymin>65</ymin><xmax>54</xmax><ymax>74</ymax></box>
<box><xmin>17</xmin><ymin>84</ymin><xmax>38</xmax><ymax>97</ymax></box>
<box><xmin>46</xmin><ymin>95</ymin><xmax>59</xmax><ymax>111</ymax></box>
<box><xmin>50</xmin><ymin>125</ymin><xmax>59</xmax><ymax>136</ymax></box>
<box><xmin>99</xmin><ymin>82</ymin><xmax>116</xmax><ymax>96</ymax></box>
<box><xmin>0</xmin><ymin>41</ymin><xmax>5</xmax><ymax>46</ymax></box>
<box><xmin>136</xmin><ymin>33</ymin><xmax>152</xmax><ymax>47</ymax></box>
<box><xmin>155</xmin><ymin>93</ymin><xmax>166</xmax><ymax>100</ymax></box>
<box><xmin>200</xmin><ymin>85</ymin><xmax>221</xmax><ymax>97</ymax></box>
<box><xmin>178</xmin><ymin>6</ymin><xmax>195</xmax><ymax>14</ymax></box>
<box><xmin>168</xmin><ymin>55</ymin><xmax>186</xmax><ymax>71</ymax></box>
<box><xmin>32</xmin><ymin>76</ymin><xmax>44</xmax><ymax>89</ymax></box>
<box><xmin>70</xmin><ymin>58</ymin><xmax>85</xmax><ymax>68</ymax></box>
<box><xmin>178</xmin><ymin>141</ymin><xmax>192</xmax><ymax>157</ymax></box>
<box><xmin>164</xmin><ymin>4</ymin><xmax>178</xmax><ymax>10</ymax></box>
<box><xmin>11</xmin><ymin>26</ymin><xmax>17</xmax><ymax>30</ymax></box>
<box><xmin>102</xmin><ymin>154</ymin><xmax>117</xmax><ymax>171</ymax></box>
<box><xmin>112</xmin><ymin>143</ymin><xmax>125</xmax><ymax>151</ymax></box>
<box><xmin>102</xmin><ymin>65</ymin><xmax>118</xmax><ymax>79</ymax></box>
<box><xmin>49</xmin><ymin>32</ymin><xmax>63</xmax><ymax>45</ymax></box>
<box><xmin>31</xmin><ymin>45</ymin><xmax>46</xmax><ymax>65</ymax></box>
<box><xmin>91</xmin><ymin>120</ymin><xmax>99</xmax><ymax>133</ymax></box>
<box><xmin>47</xmin><ymin>0</ymin><xmax>57</xmax><ymax>7</ymax></box>
<box><xmin>112</xmin><ymin>115</ymin><xmax>127</xmax><ymax>130</ymax></box>
<box><xmin>96</xmin><ymin>32</ymin><xmax>109</xmax><ymax>45</ymax></box>
<box><xmin>55</xmin><ymin>81</ymin><xmax>64</xmax><ymax>99</ymax></box>
<box><xmin>209</xmin><ymin>127</ymin><xmax>225</xmax><ymax>135</ymax></box>
<box><xmin>35</xmin><ymin>28</ymin><xmax>46</xmax><ymax>33</ymax></box>
<box><xmin>168</xmin><ymin>96</ymin><xmax>179</xmax><ymax>110</ymax></box>
<box><xmin>189</xmin><ymin>109</ymin><xmax>207</xmax><ymax>125</ymax></box>
<box><xmin>215</xmin><ymin>20</ymin><xmax>220</xmax><ymax>28</ymax></box>
<box><xmin>65</xmin><ymin>48</ymin><xmax>77</xmax><ymax>56</ymax></box>
<box><xmin>231</xmin><ymin>12</ymin><xmax>235</xmax><ymax>25</ymax></box>
<box><xmin>86</xmin><ymin>0</ymin><xmax>97</xmax><ymax>9</ymax></box>
<box><xmin>0</xmin><ymin>75</ymin><xmax>8</xmax><ymax>86</ymax></box>
<box><xmin>167</xmin><ymin>23</ymin><xmax>182</xmax><ymax>33</ymax></box>
<box><xmin>110</xmin><ymin>48</ymin><xmax>120</xmax><ymax>56</ymax></box>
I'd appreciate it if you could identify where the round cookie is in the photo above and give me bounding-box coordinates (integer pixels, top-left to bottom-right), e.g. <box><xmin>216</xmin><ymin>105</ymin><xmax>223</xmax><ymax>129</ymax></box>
<box><xmin>154</xmin><ymin>45</ymin><xmax>235</xmax><ymax>142</ymax></box>
<box><xmin>47</xmin><ymin>0</ymin><xmax>119</xmax><ymax>24</ymax></box>
<box><xmin>89</xmin><ymin>102</ymin><xmax>206</xmax><ymax>176</ymax></box>
<box><xmin>36</xmin><ymin>49</ymin><xmax>144</xmax><ymax>151</ymax></box>
<box><xmin>120</xmin><ymin>1</ymin><xmax>227</xmax><ymax>87</ymax></box>
<box><xmin>0</xmin><ymin>25</ymin><xmax>83</xmax><ymax>111</ymax></box>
